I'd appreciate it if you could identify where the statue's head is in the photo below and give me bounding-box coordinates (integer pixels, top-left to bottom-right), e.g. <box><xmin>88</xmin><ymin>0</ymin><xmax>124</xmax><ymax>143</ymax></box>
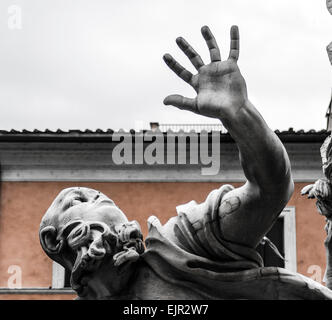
<box><xmin>39</xmin><ymin>187</ymin><xmax>144</xmax><ymax>298</ymax></box>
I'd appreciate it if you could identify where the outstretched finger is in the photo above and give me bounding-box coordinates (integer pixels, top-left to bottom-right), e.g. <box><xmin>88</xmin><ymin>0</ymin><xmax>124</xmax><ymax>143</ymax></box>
<box><xmin>301</xmin><ymin>184</ymin><xmax>314</xmax><ymax>196</ymax></box>
<box><xmin>307</xmin><ymin>189</ymin><xmax>316</xmax><ymax>199</ymax></box>
<box><xmin>163</xmin><ymin>94</ymin><xmax>198</xmax><ymax>113</ymax></box>
<box><xmin>176</xmin><ymin>37</ymin><xmax>204</xmax><ymax>70</ymax></box>
<box><xmin>163</xmin><ymin>53</ymin><xmax>193</xmax><ymax>85</ymax></box>
<box><xmin>201</xmin><ymin>25</ymin><xmax>221</xmax><ymax>62</ymax></box>
<box><xmin>228</xmin><ymin>25</ymin><xmax>239</xmax><ymax>61</ymax></box>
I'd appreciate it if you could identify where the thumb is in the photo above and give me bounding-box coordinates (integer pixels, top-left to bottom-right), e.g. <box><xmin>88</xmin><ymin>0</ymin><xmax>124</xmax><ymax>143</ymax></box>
<box><xmin>163</xmin><ymin>95</ymin><xmax>198</xmax><ymax>114</ymax></box>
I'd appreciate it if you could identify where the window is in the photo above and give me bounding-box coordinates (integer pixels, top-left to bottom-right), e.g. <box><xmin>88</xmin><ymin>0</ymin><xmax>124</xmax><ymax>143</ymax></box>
<box><xmin>256</xmin><ymin>206</ymin><xmax>297</xmax><ymax>272</ymax></box>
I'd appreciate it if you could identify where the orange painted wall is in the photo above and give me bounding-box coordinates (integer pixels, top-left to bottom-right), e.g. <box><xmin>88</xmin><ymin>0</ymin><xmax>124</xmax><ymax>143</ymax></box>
<box><xmin>288</xmin><ymin>183</ymin><xmax>326</xmax><ymax>278</ymax></box>
<box><xmin>0</xmin><ymin>293</ymin><xmax>75</xmax><ymax>300</ymax></box>
<box><xmin>0</xmin><ymin>181</ymin><xmax>327</xmax><ymax>299</ymax></box>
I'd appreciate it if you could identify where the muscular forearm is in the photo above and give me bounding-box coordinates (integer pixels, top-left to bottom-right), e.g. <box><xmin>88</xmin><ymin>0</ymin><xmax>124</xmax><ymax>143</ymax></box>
<box><xmin>220</xmin><ymin>99</ymin><xmax>293</xmax><ymax>193</ymax></box>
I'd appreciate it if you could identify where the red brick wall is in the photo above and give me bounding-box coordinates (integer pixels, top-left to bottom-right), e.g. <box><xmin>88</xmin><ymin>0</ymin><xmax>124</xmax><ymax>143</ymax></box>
<box><xmin>0</xmin><ymin>181</ymin><xmax>326</xmax><ymax>299</ymax></box>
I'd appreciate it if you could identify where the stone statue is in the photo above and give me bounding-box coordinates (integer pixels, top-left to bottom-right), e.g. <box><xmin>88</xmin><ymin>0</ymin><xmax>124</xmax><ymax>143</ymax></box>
<box><xmin>327</xmin><ymin>0</ymin><xmax>332</xmax><ymax>15</ymax></box>
<box><xmin>328</xmin><ymin>42</ymin><xmax>332</xmax><ymax>66</ymax></box>
<box><xmin>301</xmin><ymin>135</ymin><xmax>332</xmax><ymax>290</ymax></box>
<box><xmin>327</xmin><ymin>0</ymin><xmax>332</xmax><ymax>65</ymax></box>
<box><xmin>300</xmin><ymin>0</ymin><xmax>332</xmax><ymax>292</ymax></box>
<box><xmin>39</xmin><ymin>26</ymin><xmax>332</xmax><ymax>299</ymax></box>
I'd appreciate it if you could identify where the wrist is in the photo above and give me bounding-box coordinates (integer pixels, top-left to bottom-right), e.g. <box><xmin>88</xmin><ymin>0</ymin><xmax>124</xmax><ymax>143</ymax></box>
<box><xmin>217</xmin><ymin>99</ymin><xmax>252</xmax><ymax>124</ymax></box>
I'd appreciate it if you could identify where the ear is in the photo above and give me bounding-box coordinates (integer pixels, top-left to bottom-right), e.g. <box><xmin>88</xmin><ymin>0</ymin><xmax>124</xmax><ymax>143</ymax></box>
<box><xmin>39</xmin><ymin>226</ymin><xmax>63</xmax><ymax>255</ymax></box>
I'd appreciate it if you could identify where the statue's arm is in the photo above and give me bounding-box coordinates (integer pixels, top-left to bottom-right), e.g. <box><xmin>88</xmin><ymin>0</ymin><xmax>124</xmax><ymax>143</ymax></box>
<box><xmin>215</xmin><ymin>101</ymin><xmax>293</xmax><ymax>247</ymax></box>
<box><xmin>163</xmin><ymin>26</ymin><xmax>293</xmax><ymax>248</ymax></box>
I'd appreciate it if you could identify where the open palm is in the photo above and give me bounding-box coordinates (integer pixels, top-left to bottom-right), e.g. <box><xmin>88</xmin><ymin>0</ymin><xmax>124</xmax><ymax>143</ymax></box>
<box><xmin>163</xmin><ymin>26</ymin><xmax>248</xmax><ymax>119</ymax></box>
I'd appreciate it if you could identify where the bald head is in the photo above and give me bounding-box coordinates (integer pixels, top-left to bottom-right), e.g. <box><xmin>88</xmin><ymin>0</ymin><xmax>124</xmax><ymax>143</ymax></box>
<box><xmin>40</xmin><ymin>187</ymin><xmax>128</xmax><ymax>232</ymax></box>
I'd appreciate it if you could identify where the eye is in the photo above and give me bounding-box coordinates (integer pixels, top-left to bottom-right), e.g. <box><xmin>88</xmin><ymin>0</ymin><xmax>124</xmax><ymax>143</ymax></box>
<box><xmin>71</xmin><ymin>195</ymin><xmax>88</xmax><ymax>206</ymax></box>
<box><xmin>71</xmin><ymin>199</ymin><xmax>82</xmax><ymax>206</ymax></box>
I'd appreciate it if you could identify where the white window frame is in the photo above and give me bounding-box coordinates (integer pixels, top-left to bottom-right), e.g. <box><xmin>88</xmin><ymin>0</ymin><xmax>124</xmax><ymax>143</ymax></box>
<box><xmin>279</xmin><ymin>206</ymin><xmax>297</xmax><ymax>272</ymax></box>
<box><xmin>52</xmin><ymin>261</ymin><xmax>66</xmax><ymax>289</ymax></box>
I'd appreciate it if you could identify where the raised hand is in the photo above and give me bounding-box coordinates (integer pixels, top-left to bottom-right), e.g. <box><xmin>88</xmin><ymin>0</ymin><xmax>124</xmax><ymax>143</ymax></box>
<box><xmin>163</xmin><ymin>25</ymin><xmax>248</xmax><ymax>119</ymax></box>
<box><xmin>301</xmin><ymin>179</ymin><xmax>331</xmax><ymax>200</ymax></box>
<box><xmin>301</xmin><ymin>179</ymin><xmax>332</xmax><ymax>219</ymax></box>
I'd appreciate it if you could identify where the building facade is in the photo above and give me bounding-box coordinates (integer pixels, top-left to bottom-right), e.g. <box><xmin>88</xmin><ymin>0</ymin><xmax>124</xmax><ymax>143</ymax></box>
<box><xmin>0</xmin><ymin>128</ymin><xmax>329</xmax><ymax>299</ymax></box>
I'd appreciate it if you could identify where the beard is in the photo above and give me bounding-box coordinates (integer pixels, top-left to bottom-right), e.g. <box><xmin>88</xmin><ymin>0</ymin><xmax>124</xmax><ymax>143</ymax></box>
<box><xmin>60</xmin><ymin>219</ymin><xmax>144</xmax><ymax>297</ymax></box>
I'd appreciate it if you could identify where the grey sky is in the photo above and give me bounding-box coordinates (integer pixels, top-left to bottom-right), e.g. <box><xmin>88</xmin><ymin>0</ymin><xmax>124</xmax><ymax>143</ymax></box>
<box><xmin>0</xmin><ymin>0</ymin><xmax>331</xmax><ymax>131</ymax></box>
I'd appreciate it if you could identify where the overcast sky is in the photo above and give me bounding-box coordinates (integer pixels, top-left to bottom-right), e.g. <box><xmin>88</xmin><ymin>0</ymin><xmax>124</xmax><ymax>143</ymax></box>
<box><xmin>0</xmin><ymin>0</ymin><xmax>331</xmax><ymax>131</ymax></box>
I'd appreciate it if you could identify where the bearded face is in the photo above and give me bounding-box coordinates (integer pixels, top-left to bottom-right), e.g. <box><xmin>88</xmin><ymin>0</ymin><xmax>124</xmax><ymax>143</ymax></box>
<box><xmin>39</xmin><ymin>187</ymin><xmax>144</xmax><ymax>297</ymax></box>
